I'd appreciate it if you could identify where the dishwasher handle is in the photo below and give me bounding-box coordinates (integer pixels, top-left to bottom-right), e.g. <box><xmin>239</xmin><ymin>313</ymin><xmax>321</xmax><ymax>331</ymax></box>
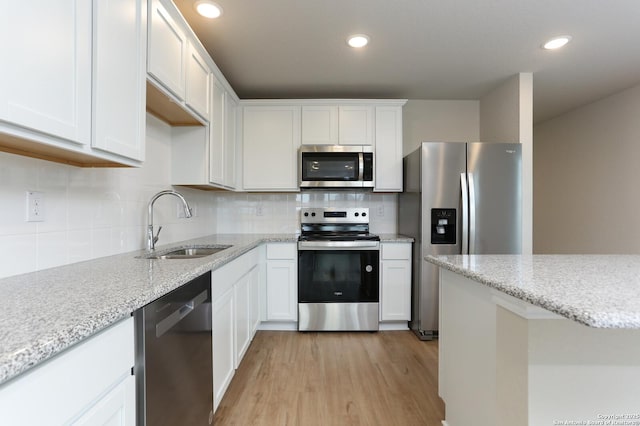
<box><xmin>155</xmin><ymin>289</ymin><xmax>208</xmax><ymax>338</ymax></box>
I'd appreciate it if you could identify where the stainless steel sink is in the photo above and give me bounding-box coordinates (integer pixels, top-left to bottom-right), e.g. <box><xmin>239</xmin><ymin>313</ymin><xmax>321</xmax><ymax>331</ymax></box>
<box><xmin>143</xmin><ymin>245</ymin><xmax>232</xmax><ymax>259</ymax></box>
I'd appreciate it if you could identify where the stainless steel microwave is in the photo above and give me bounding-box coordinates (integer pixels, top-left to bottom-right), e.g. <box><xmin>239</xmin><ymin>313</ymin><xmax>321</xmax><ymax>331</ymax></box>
<box><xmin>299</xmin><ymin>145</ymin><xmax>374</xmax><ymax>189</ymax></box>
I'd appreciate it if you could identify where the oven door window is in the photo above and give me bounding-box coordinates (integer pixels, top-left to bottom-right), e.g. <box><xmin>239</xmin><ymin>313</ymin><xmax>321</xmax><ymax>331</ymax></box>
<box><xmin>301</xmin><ymin>153</ymin><xmax>359</xmax><ymax>181</ymax></box>
<box><xmin>298</xmin><ymin>250</ymin><xmax>379</xmax><ymax>302</ymax></box>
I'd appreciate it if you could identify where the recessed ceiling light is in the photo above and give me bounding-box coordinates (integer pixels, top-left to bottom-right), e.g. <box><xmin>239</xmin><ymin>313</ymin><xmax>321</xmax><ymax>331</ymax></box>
<box><xmin>195</xmin><ymin>1</ymin><xmax>223</xmax><ymax>19</ymax></box>
<box><xmin>347</xmin><ymin>34</ymin><xmax>370</xmax><ymax>48</ymax></box>
<box><xmin>542</xmin><ymin>35</ymin><xmax>572</xmax><ymax>50</ymax></box>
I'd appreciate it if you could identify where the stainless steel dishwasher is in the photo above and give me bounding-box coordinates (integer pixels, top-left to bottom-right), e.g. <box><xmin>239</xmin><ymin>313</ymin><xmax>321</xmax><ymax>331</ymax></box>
<box><xmin>135</xmin><ymin>271</ymin><xmax>213</xmax><ymax>425</ymax></box>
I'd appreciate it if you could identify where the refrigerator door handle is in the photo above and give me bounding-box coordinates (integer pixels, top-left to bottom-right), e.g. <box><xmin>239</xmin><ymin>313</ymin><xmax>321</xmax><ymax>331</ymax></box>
<box><xmin>468</xmin><ymin>172</ymin><xmax>476</xmax><ymax>254</ymax></box>
<box><xmin>460</xmin><ymin>172</ymin><xmax>469</xmax><ymax>254</ymax></box>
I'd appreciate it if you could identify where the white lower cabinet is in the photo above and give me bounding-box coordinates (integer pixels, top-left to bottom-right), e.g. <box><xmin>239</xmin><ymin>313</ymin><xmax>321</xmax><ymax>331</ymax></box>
<box><xmin>211</xmin><ymin>247</ymin><xmax>261</xmax><ymax>411</ymax></box>
<box><xmin>265</xmin><ymin>243</ymin><xmax>298</xmax><ymax>322</ymax></box>
<box><xmin>380</xmin><ymin>242</ymin><xmax>412</xmax><ymax>322</ymax></box>
<box><xmin>71</xmin><ymin>375</ymin><xmax>135</xmax><ymax>426</ymax></box>
<box><xmin>212</xmin><ymin>285</ymin><xmax>235</xmax><ymax>411</ymax></box>
<box><xmin>0</xmin><ymin>317</ymin><xmax>135</xmax><ymax>425</ymax></box>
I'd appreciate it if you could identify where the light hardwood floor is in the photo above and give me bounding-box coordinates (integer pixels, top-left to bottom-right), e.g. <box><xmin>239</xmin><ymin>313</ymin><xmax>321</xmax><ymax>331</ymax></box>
<box><xmin>214</xmin><ymin>331</ymin><xmax>445</xmax><ymax>426</ymax></box>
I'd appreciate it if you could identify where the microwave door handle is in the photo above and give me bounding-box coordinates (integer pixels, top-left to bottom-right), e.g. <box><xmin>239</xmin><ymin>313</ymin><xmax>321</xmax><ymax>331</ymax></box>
<box><xmin>358</xmin><ymin>153</ymin><xmax>364</xmax><ymax>180</ymax></box>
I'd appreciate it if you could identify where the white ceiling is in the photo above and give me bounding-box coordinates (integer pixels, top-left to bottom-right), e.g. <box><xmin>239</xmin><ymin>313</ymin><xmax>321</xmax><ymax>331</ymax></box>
<box><xmin>174</xmin><ymin>0</ymin><xmax>640</xmax><ymax>123</ymax></box>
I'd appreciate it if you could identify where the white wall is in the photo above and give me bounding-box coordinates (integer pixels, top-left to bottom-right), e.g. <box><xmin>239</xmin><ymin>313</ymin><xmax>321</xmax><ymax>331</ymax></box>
<box><xmin>402</xmin><ymin>100</ymin><xmax>480</xmax><ymax>155</ymax></box>
<box><xmin>0</xmin><ymin>114</ymin><xmax>216</xmax><ymax>278</ymax></box>
<box><xmin>534</xmin><ymin>83</ymin><xmax>640</xmax><ymax>254</ymax></box>
<box><xmin>480</xmin><ymin>73</ymin><xmax>534</xmax><ymax>254</ymax></box>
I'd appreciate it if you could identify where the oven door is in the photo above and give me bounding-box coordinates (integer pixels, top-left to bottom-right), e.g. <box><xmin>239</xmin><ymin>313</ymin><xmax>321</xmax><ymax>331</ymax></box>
<box><xmin>298</xmin><ymin>241</ymin><xmax>379</xmax><ymax>331</ymax></box>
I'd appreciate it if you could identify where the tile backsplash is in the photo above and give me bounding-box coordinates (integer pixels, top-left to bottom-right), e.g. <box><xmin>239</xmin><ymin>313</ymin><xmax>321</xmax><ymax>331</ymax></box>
<box><xmin>212</xmin><ymin>191</ymin><xmax>397</xmax><ymax>234</ymax></box>
<box><xmin>0</xmin><ymin>114</ymin><xmax>398</xmax><ymax>279</ymax></box>
<box><xmin>0</xmin><ymin>115</ymin><xmax>216</xmax><ymax>279</ymax></box>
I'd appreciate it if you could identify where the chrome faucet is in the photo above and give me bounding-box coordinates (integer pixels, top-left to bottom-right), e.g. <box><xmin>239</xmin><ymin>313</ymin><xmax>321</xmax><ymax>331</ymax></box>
<box><xmin>147</xmin><ymin>190</ymin><xmax>193</xmax><ymax>251</ymax></box>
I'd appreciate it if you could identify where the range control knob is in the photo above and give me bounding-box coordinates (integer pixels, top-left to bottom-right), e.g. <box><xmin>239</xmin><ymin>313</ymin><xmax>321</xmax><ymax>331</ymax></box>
<box><xmin>311</xmin><ymin>212</ymin><xmax>316</xmax><ymax>217</ymax></box>
<box><xmin>362</xmin><ymin>212</ymin><xmax>367</xmax><ymax>217</ymax></box>
<box><xmin>354</xmin><ymin>212</ymin><xmax>359</xmax><ymax>217</ymax></box>
<box><xmin>304</xmin><ymin>212</ymin><xmax>309</xmax><ymax>217</ymax></box>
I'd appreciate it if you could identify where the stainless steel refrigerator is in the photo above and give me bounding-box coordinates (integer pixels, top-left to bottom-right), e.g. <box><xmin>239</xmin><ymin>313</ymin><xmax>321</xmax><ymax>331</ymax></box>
<box><xmin>398</xmin><ymin>142</ymin><xmax>522</xmax><ymax>340</ymax></box>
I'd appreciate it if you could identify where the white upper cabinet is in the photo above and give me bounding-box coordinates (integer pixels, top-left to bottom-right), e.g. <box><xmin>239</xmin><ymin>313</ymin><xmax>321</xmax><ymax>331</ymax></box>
<box><xmin>148</xmin><ymin>0</ymin><xmax>187</xmax><ymax>100</ymax></box>
<box><xmin>209</xmin><ymin>77</ymin><xmax>226</xmax><ymax>185</ymax></box>
<box><xmin>301</xmin><ymin>106</ymin><xmax>339</xmax><ymax>145</ymax></box>
<box><xmin>224</xmin><ymin>94</ymin><xmax>237</xmax><ymax>188</ymax></box>
<box><xmin>374</xmin><ymin>106</ymin><xmax>403</xmax><ymax>192</ymax></box>
<box><xmin>92</xmin><ymin>0</ymin><xmax>147</xmax><ymax>162</ymax></box>
<box><xmin>148</xmin><ymin>0</ymin><xmax>212</xmax><ymax>122</ymax></box>
<box><xmin>242</xmin><ymin>105</ymin><xmax>301</xmax><ymax>191</ymax></box>
<box><xmin>339</xmin><ymin>105</ymin><xmax>374</xmax><ymax>146</ymax></box>
<box><xmin>301</xmin><ymin>105</ymin><xmax>374</xmax><ymax>146</ymax></box>
<box><xmin>185</xmin><ymin>41</ymin><xmax>211</xmax><ymax>120</ymax></box>
<box><xmin>0</xmin><ymin>0</ymin><xmax>146</xmax><ymax>166</ymax></box>
<box><xmin>0</xmin><ymin>0</ymin><xmax>92</xmax><ymax>146</ymax></box>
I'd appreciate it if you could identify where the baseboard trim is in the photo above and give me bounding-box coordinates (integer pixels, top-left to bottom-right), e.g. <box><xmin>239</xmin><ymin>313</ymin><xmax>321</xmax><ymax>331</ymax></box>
<box><xmin>378</xmin><ymin>321</ymin><xmax>410</xmax><ymax>331</ymax></box>
<box><xmin>258</xmin><ymin>321</ymin><xmax>298</xmax><ymax>331</ymax></box>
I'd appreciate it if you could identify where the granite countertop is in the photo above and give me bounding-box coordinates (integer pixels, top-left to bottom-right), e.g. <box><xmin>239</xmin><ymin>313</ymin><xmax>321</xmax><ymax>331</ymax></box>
<box><xmin>377</xmin><ymin>233</ymin><xmax>413</xmax><ymax>242</ymax></box>
<box><xmin>426</xmin><ymin>254</ymin><xmax>640</xmax><ymax>329</ymax></box>
<box><xmin>0</xmin><ymin>233</ymin><xmax>297</xmax><ymax>386</ymax></box>
<box><xmin>0</xmin><ymin>233</ymin><xmax>409</xmax><ymax>386</ymax></box>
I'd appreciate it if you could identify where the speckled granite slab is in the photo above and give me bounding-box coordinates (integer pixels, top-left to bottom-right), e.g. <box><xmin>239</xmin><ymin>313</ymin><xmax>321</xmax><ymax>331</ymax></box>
<box><xmin>0</xmin><ymin>232</ymin><xmax>410</xmax><ymax>386</ymax></box>
<box><xmin>0</xmin><ymin>234</ymin><xmax>296</xmax><ymax>386</ymax></box>
<box><xmin>426</xmin><ymin>254</ymin><xmax>640</xmax><ymax>329</ymax></box>
<box><xmin>377</xmin><ymin>234</ymin><xmax>414</xmax><ymax>243</ymax></box>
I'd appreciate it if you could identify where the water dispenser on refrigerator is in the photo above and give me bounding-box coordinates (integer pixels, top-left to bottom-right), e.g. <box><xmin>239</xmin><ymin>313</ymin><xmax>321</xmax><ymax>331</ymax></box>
<box><xmin>431</xmin><ymin>208</ymin><xmax>456</xmax><ymax>244</ymax></box>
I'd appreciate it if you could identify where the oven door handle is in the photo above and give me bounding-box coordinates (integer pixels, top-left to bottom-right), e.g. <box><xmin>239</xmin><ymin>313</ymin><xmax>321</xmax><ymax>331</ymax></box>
<box><xmin>298</xmin><ymin>241</ymin><xmax>380</xmax><ymax>250</ymax></box>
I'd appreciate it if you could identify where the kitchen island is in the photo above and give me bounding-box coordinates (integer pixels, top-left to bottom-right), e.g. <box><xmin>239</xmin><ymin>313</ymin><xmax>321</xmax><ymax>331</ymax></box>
<box><xmin>427</xmin><ymin>255</ymin><xmax>640</xmax><ymax>426</ymax></box>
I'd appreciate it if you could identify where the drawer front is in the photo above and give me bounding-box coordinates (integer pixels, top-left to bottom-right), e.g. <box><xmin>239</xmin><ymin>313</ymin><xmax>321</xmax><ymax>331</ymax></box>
<box><xmin>266</xmin><ymin>243</ymin><xmax>296</xmax><ymax>260</ymax></box>
<box><xmin>381</xmin><ymin>243</ymin><xmax>412</xmax><ymax>260</ymax></box>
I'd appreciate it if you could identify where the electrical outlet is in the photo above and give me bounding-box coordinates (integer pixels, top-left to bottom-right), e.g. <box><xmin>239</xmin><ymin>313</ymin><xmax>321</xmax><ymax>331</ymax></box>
<box><xmin>377</xmin><ymin>205</ymin><xmax>385</xmax><ymax>217</ymax></box>
<box><xmin>26</xmin><ymin>191</ymin><xmax>45</xmax><ymax>222</ymax></box>
<box><xmin>256</xmin><ymin>205</ymin><xmax>264</xmax><ymax>216</ymax></box>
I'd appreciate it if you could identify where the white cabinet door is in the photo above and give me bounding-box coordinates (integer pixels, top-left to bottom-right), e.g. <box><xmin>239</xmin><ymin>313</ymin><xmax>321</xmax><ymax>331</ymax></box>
<box><xmin>301</xmin><ymin>106</ymin><xmax>338</xmax><ymax>145</ymax></box>
<box><xmin>0</xmin><ymin>318</ymin><xmax>134</xmax><ymax>425</ymax></box>
<box><xmin>224</xmin><ymin>94</ymin><xmax>237</xmax><ymax>188</ymax></box>
<box><xmin>242</xmin><ymin>106</ymin><xmax>301</xmax><ymax>191</ymax></box>
<box><xmin>234</xmin><ymin>271</ymin><xmax>251</xmax><ymax>368</ymax></box>
<box><xmin>0</xmin><ymin>0</ymin><xmax>91</xmax><ymax>145</ymax></box>
<box><xmin>374</xmin><ymin>106</ymin><xmax>403</xmax><ymax>192</ymax></box>
<box><xmin>213</xmin><ymin>286</ymin><xmax>234</xmax><ymax>411</ymax></box>
<box><xmin>265</xmin><ymin>243</ymin><xmax>298</xmax><ymax>321</ymax></box>
<box><xmin>92</xmin><ymin>0</ymin><xmax>146</xmax><ymax>162</ymax></box>
<box><xmin>249</xmin><ymin>262</ymin><xmax>261</xmax><ymax>335</ymax></box>
<box><xmin>339</xmin><ymin>106</ymin><xmax>374</xmax><ymax>146</ymax></box>
<box><xmin>380</xmin><ymin>243</ymin><xmax>412</xmax><ymax>321</ymax></box>
<box><xmin>185</xmin><ymin>42</ymin><xmax>211</xmax><ymax>120</ymax></box>
<box><xmin>209</xmin><ymin>77</ymin><xmax>225</xmax><ymax>185</ymax></box>
<box><xmin>71</xmin><ymin>376</ymin><xmax>135</xmax><ymax>426</ymax></box>
<box><xmin>266</xmin><ymin>261</ymin><xmax>297</xmax><ymax>321</ymax></box>
<box><xmin>148</xmin><ymin>0</ymin><xmax>187</xmax><ymax>99</ymax></box>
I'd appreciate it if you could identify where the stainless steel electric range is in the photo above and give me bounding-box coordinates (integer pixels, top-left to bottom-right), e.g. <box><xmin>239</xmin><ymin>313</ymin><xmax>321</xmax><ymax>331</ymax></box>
<box><xmin>297</xmin><ymin>208</ymin><xmax>380</xmax><ymax>331</ymax></box>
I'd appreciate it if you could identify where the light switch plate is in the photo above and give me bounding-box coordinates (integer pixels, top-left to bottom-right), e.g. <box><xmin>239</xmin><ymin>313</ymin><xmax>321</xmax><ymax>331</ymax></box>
<box><xmin>26</xmin><ymin>191</ymin><xmax>45</xmax><ymax>222</ymax></box>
